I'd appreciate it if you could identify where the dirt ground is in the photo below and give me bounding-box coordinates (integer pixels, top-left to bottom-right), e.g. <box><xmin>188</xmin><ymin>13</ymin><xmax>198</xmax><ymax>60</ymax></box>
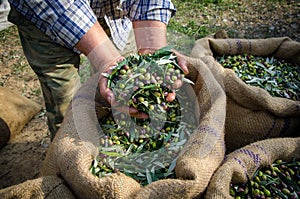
<box><xmin>0</xmin><ymin>0</ymin><xmax>299</xmax><ymax>191</ymax></box>
<box><xmin>0</xmin><ymin>25</ymin><xmax>50</xmax><ymax>189</ymax></box>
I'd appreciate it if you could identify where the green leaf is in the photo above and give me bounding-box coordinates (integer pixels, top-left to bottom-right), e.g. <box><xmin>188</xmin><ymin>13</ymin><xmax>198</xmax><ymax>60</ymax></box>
<box><xmin>136</xmin><ymin>140</ymin><xmax>148</xmax><ymax>153</ymax></box>
<box><xmin>270</xmin><ymin>186</ymin><xmax>288</xmax><ymax>199</ymax></box>
<box><xmin>137</xmin><ymin>172</ymin><xmax>145</xmax><ymax>177</ymax></box>
<box><xmin>92</xmin><ymin>158</ymin><xmax>99</xmax><ymax>168</ymax></box>
<box><xmin>124</xmin><ymin>73</ymin><xmax>142</xmax><ymax>85</ymax></box>
<box><xmin>101</xmin><ymin>72</ymin><xmax>110</xmax><ymax>78</ymax></box>
<box><xmin>146</xmin><ymin>168</ymin><xmax>153</xmax><ymax>184</ymax></box>
<box><xmin>94</xmin><ymin>167</ymin><xmax>101</xmax><ymax>174</ymax></box>
<box><xmin>245</xmin><ymin>175</ymin><xmax>253</xmax><ymax>197</ymax></box>
<box><xmin>182</xmin><ymin>77</ymin><xmax>195</xmax><ymax>85</ymax></box>
<box><xmin>156</xmin><ymin>59</ymin><xmax>174</xmax><ymax>65</ymax></box>
<box><xmin>100</xmin><ymin>151</ymin><xmax>124</xmax><ymax>157</ymax></box>
<box><xmin>167</xmin><ymin>158</ymin><xmax>177</xmax><ymax>173</ymax></box>
<box><xmin>141</xmin><ymin>100</ymin><xmax>149</xmax><ymax>107</ymax></box>
<box><xmin>278</xmin><ymin>172</ymin><xmax>300</xmax><ymax>192</ymax></box>
<box><xmin>153</xmin><ymin>161</ymin><xmax>166</xmax><ymax>169</ymax></box>
<box><xmin>153</xmin><ymin>46</ymin><xmax>174</xmax><ymax>58</ymax></box>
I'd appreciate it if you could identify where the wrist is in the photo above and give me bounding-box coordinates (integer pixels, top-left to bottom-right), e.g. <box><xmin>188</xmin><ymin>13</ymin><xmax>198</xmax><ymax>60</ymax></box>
<box><xmin>87</xmin><ymin>39</ymin><xmax>121</xmax><ymax>74</ymax></box>
<box><xmin>133</xmin><ymin>20</ymin><xmax>167</xmax><ymax>54</ymax></box>
<box><xmin>75</xmin><ymin>21</ymin><xmax>109</xmax><ymax>55</ymax></box>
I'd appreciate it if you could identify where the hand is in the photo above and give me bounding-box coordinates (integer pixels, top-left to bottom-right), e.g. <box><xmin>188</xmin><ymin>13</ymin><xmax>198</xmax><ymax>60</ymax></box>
<box><xmin>172</xmin><ymin>50</ymin><xmax>189</xmax><ymax>75</ymax></box>
<box><xmin>76</xmin><ymin>21</ymin><xmax>148</xmax><ymax>118</ymax></box>
<box><xmin>98</xmin><ymin>58</ymin><xmax>149</xmax><ymax>119</ymax></box>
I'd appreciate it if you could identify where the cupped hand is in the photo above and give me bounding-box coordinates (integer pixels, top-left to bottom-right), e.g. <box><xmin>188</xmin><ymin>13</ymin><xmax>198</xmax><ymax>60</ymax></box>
<box><xmin>99</xmin><ymin>48</ymin><xmax>188</xmax><ymax>118</ymax></box>
<box><xmin>98</xmin><ymin>57</ymin><xmax>149</xmax><ymax>119</ymax></box>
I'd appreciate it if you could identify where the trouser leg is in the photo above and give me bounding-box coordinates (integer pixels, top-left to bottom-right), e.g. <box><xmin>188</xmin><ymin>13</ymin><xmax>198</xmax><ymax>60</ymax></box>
<box><xmin>8</xmin><ymin>7</ymin><xmax>81</xmax><ymax>140</ymax></box>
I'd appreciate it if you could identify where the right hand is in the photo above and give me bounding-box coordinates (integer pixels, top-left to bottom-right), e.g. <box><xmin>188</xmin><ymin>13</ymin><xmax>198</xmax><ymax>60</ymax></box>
<box><xmin>98</xmin><ymin>58</ymin><xmax>149</xmax><ymax>119</ymax></box>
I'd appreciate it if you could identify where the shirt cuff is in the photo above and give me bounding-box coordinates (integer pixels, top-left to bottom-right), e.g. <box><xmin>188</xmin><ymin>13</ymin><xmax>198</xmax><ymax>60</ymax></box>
<box><xmin>124</xmin><ymin>0</ymin><xmax>176</xmax><ymax>24</ymax></box>
<box><xmin>135</xmin><ymin>8</ymin><xmax>175</xmax><ymax>24</ymax></box>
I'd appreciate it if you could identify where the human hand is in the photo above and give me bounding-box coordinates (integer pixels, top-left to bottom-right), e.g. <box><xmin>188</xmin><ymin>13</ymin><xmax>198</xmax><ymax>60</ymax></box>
<box><xmin>172</xmin><ymin>50</ymin><xmax>189</xmax><ymax>75</ymax></box>
<box><xmin>98</xmin><ymin>58</ymin><xmax>149</xmax><ymax>119</ymax></box>
<box><xmin>101</xmin><ymin>48</ymin><xmax>188</xmax><ymax>122</ymax></box>
<box><xmin>76</xmin><ymin>21</ymin><xmax>148</xmax><ymax>119</ymax></box>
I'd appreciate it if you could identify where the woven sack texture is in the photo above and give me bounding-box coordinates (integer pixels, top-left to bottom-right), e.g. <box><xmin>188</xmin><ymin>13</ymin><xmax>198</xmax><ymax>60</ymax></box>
<box><xmin>41</xmin><ymin>55</ymin><xmax>227</xmax><ymax>199</ymax></box>
<box><xmin>0</xmin><ymin>175</ymin><xmax>75</xmax><ymax>199</ymax></box>
<box><xmin>0</xmin><ymin>86</ymin><xmax>42</xmax><ymax>148</ymax></box>
<box><xmin>191</xmin><ymin>37</ymin><xmax>300</xmax><ymax>151</ymax></box>
<box><xmin>204</xmin><ymin>137</ymin><xmax>300</xmax><ymax>199</ymax></box>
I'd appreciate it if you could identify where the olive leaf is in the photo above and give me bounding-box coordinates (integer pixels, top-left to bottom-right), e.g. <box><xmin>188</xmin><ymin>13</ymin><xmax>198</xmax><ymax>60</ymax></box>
<box><xmin>216</xmin><ymin>54</ymin><xmax>300</xmax><ymax>100</ymax></box>
<box><xmin>90</xmin><ymin>46</ymin><xmax>197</xmax><ymax>186</ymax></box>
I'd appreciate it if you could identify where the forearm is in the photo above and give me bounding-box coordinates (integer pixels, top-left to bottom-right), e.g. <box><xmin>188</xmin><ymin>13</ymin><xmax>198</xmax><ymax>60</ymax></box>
<box><xmin>75</xmin><ymin>21</ymin><xmax>109</xmax><ymax>55</ymax></box>
<box><xmin>128</xmin><ymin>0</ymin><xmax>175</xmax><ymax>53</ymax></box>
<box><xmin>133</xmin><ymin>20</ymin><xmax>167</xmax><ymax>54</ymax></box>
<box><xmin>133</xmin><ymin>20</ymin><xmax>188</xmax><ymax>75</ymax></box>
<box><xmin>75</xmin><ymin>21</ymin><xmax>121</xmax><ymax>73</ymax></box>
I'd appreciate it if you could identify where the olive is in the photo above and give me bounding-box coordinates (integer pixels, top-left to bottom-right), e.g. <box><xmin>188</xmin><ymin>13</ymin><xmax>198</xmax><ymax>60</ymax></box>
<box><xmin>91</xmin><ymin>49</ymin><xmax>197</xmax><ymax>186</ymax></box>
<box><xmin>216</xmin><ymin>54</ymin><xmax>299</xmax><ymax>100</ymax></box>
<box><xmin>230</xmin><ymin>158</ymin><xmax>300</xmax><ymax>198</ymax></box>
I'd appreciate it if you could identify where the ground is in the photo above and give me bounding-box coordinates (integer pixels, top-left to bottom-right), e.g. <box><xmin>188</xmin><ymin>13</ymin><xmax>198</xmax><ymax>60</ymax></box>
<box><xmin>0</xmin><ymin>0</ymin><xmax>299</xmax><ymax>190</ymax></box>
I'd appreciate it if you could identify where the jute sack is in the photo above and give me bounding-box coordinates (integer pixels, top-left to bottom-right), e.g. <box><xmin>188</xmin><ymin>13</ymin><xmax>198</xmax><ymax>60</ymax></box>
<box><xmin>191</xmin><ymin>37</ymin><xmax>300</xmax><ymax>151</ymax></box>
<box><xmin>0</xmin><ymin>175</ymin><xmax>75</xmax><ymax>199</ymax></box>
<box><xmin>41</xmin><ymin>55</ymin><xmax>227</xmax><ymax>199</ymax></box>
<box><xmin>0</xmin><ymin>86</ymin><xmax>42</xmax><ymax>148</ymax></box>
<box><xmin>204</xmin><ymin>137</ymin><xmax>300</xmax><ymax>199</ymax></box>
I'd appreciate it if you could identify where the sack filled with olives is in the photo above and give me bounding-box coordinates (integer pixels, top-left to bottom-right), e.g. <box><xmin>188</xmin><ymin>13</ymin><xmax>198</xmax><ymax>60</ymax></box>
<box><xmin>41</xmin><ymin>47</ymin><xmax>227</xmax><ymax>199</ymax></box>
<box><xmin>191</xmin><ymin>36</ymin><xmax>300</xmax><ymax>152</ymax></box>
<box><xmin>205</xmin><ymin>137</ymin><xmax>300</xmax><ymax>199</ymax></box>
<box><xmin>91</xmin><ymin>46</ymin><xmax>197</xmax><ymax>186</ymax></box>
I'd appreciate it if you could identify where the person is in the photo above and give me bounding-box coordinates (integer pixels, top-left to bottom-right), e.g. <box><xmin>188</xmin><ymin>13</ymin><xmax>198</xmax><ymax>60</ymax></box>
<box><xmin>7</xmin><ymin>0</ymin><xmax>188</xmax><ymax>140</ymax></box>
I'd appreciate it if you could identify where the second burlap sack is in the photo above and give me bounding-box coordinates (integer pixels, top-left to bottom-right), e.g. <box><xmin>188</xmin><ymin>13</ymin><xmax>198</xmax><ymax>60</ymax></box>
<box><xmin>204</xmin><ymin>137</ymin><xmax>300</xmax><ymax>198</ymax></box>
<box><xmin>191</xmin><ymin>36</ymin><xmax>300</xmax><ymax>152</ymax></box>
<box><xmin>0</xmin><ymin>175</ymin><xmax>75</xmax><ymax>199</ymax></box>
<box><xmin>41</xmin><ymin>55</ymin><xmax>227</xmax><ymax>198</ymax></box>
<box><xmin>0</xmin><ymin>86</ymin><xmax>42</xmax><ymax>148</ymax></box>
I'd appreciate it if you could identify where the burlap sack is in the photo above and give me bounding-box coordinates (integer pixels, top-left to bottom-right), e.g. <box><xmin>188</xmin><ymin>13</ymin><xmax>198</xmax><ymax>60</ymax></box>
<box><xmin>0</xmin><ymin>175</ymin><xmax>75</xmax><ymax>199</ymax></box>
<box><xmin>191</xmin><ymin>37</ymin><xmax>300</xmax><ymax>151</ymax></box>
<box><xmin>0</xmin><ymin>86</ymin><xmax>42</xmax><ymax>148</ymax></box>
<box><xmin>41</xmin><ymin>55</ymin><xmax>227</xmax><ymax>199</ymax></box>
<box><xmin>204</xmin><ymin>137</ymin><xmax>300</xmax><ymax>199</ymax></box>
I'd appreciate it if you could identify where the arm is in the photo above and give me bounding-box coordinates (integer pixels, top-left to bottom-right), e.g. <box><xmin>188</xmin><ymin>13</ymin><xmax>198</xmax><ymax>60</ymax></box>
<box><xmin>126</xmin><ymin>0</ymin><xmax>188</xmax><ymax>74</ymax></box>
<box><xmin>75</xmin><ymin>21</ymin><xmax>121</xmax><ymax>74</ymax></box>
<box><xmin>9</xmin><ymin>0</ymin><xmax>99</xmax><ymax>51</ymax></box>
<box><xmin>133</xmin><ymin>20</ymin><xmax>188</xmax><ymax>74</ymax></box>
<box><xmin>133</xmin><ymin>20</ymin><xmax>167</xmax><ymax>54</ymax></box>
<box><xmin>74</xmin><ymin>21</ymin><xmax>109</xmax><ymax>55</ymax></box>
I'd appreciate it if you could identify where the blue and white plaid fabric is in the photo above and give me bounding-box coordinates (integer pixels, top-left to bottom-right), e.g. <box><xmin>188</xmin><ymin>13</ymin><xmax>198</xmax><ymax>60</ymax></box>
<box><xmin>8</xmin><ymin>0</ymin><xmax>176</xmax><ymax>51</ymax></box>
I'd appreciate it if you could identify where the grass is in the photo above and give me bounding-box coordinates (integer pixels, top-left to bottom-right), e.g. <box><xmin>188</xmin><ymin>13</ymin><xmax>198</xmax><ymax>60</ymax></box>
<box><xmin>168</xmin><ymin>0</ymin><xmax>227</xmax><ymax>38</ymax></box>
<box><xmin>166</xmin><ymin>0</ymin><xmax>229</xmax><ymax>54</ymax></box>
<box><xmin>167</xmin><ymin>0</ymin><xmax>299</xmax><ymax>54</ymax></box>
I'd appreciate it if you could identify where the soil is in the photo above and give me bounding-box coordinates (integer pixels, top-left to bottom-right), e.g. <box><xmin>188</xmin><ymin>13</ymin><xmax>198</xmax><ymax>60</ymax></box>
<box><xmin>0</xmin><ymin>25</ymin><xmax>50</xmax><ymax>189</ymax></box>
<box><xmin>0</xmin><ymin>0</ymin><xmax>299</xmax><ymax>191</ymax></box>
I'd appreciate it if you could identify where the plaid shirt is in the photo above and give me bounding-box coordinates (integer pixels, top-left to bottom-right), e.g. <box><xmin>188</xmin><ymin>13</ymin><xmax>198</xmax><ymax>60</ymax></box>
<box><xmin>8</xmin><ymin>0</ymin><xmax>176</xmax><ymax>51</ymax></box>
